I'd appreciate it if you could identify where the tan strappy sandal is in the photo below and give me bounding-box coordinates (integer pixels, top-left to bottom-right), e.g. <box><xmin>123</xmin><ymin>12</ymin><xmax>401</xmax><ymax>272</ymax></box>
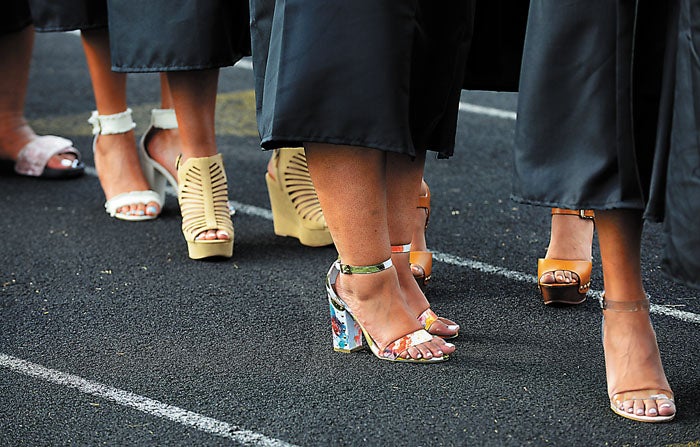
<box><xmin>265</xmin><ymin>148</ymin><xmax>332</xmax><ymax>247</ymax></box>
<box><xmin>538</xmin><ymin>208</ymin><xmax>594</xmax><ymax>305</ymax></box>
<box><xmin>177</xmin><ymin>153</ymin><xmax>234</xmax><ymax>259</ymax></box>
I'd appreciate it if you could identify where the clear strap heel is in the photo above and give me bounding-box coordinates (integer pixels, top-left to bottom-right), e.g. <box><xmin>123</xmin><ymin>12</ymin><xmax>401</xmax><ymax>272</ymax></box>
<box><xmin>602</xmin><ymin>296</ymin><xmax>676</xmax><ymax>422</ymax></box>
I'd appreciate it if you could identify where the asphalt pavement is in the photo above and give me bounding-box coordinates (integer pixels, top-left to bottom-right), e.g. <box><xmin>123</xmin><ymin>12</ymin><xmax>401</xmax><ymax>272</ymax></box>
<box><xmin>1</xmin><ymin>31</ymin><xmax>699</xmax><ymax>447</ymax></box>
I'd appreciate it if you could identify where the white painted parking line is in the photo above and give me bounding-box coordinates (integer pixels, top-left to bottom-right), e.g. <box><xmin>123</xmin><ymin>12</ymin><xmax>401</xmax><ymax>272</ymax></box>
<box><xmin>0</xmin><ymin>353</ymin><xmax>297</xmax><ymax>447</ymax></box>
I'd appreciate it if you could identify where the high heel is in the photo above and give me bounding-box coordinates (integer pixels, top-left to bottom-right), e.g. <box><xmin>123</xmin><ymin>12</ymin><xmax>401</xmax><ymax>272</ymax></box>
<box><xmin>392</xmin><ymin>244</ymin><xmax>459</xmax><ymax>339</ymax></box>
<box><xmin>410</xmin><ymin>180</ymin><xmax>432</xmax><ymax>288</ymax></box>
<box><xmin>265</xmin><ymin>148</ymin><xmax>332</xmax><ymax>247</ymax></box>
<box><xmin>602</xmin><ymin>296</ymin><xmax>676</xmax><ymax>422</ymax></box>
<box><xmin>177</xmin><ymin>153</ymin><xmax>234</xmax><ymax>259</ymax></box>
<box><xmin>538</xmin><ymin>208</ymin><xmax>595</xmax><ymax>305</ymax></box>
<box><xmin>326</xmin><ymin>259</ymin><xmax>449</xmax><ymax>363</ymax></box>
<box><xmin>88</xmin><ymin>109</ymin><xmax>162</xmax><ymax>221</ymax></box>
<box><xmin>139</xmin><ymin>108</ymin><xmax>179</xmax><ymax>204</ymax></box>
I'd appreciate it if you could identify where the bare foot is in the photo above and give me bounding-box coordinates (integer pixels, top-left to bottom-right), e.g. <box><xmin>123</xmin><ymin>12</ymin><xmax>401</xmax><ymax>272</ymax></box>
<box><xmin>603</xmin><ymin>303</ymin><xmax>676</xmax><ymax>420</ymax></box>
<box><xmin>94</xmin><ymin>131</ymin><xmax>160</xmax><ymax>217</ymax></box>
<box><xmin>334</xmin><ymin>265</ymin><xmax>454</xmax><ymax>360</ymax></box>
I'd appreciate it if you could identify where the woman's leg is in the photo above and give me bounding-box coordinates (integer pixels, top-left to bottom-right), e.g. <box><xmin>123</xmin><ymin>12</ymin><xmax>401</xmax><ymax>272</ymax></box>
<box><xmin>143</xmin><ymin>73</ymin><xmax>181</xmax><ymax>181</ymax></box>
<box><xmin>81</xmin><ymin>28</ymin><xmax>159</xmax><ymax>217</ymax></box>
<box><xmin>166</xmin><ymin>68</ymin><xmax>229</xmax><ymax>241</ymax></box>
<box><xmin>597</xmin><ymin>209</ymin><xmax>675</xmax><ymax>419</ymax></box>
<box><xmin>387</xmin><ymin>152</ymin><xmax>458</xmax><ymax>336</ymax></box>
<box><xmin>0</xmin><ymin>25</ymin><xmax>76</xmax><ymax>170</ymax></box>
<box><xmin>305</xmin><ymin>143</ymin><xmax>454</xmax><ymax>359</ymax></box>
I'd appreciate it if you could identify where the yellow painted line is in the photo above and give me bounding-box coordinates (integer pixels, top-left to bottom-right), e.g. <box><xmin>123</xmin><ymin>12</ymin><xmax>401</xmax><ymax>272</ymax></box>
<box><xmin>29</xmin><ymin>90</ymin><xmax>258</xmax><ymax>138</ymax></box>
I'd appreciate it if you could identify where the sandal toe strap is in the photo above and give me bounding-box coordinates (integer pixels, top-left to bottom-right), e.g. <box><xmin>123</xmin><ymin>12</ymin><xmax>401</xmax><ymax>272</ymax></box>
<box><xmin>379</xmin><ymin>329</ymin><xmax>434</xmax><ymax>360</ymax></box>
<box><xmin>104</xmin><ymin>190</ymin><xmax>163</xmax><ymax>216</ymax></box>
<box><xmin>14</xmin><ymin>136</ymin><xmax>80</xmax><ymax>176</ymax></box>
<box><xmin>537</xmin><ymin>258</ymin><xmax>592</xmax><ymax>292</ymax></box>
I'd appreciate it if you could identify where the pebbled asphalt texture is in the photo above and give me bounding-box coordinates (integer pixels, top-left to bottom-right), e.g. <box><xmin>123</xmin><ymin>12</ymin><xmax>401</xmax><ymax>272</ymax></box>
<box><xmin>1</xmin><ymin>32</ymin><xmax>699</xmax><ymax>447</ymax></box>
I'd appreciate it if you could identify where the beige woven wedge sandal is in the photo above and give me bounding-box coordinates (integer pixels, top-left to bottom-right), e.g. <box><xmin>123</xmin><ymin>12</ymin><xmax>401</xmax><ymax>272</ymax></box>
<box><xmin>177</xmin><ymin>153</ymin><xmax>234</xmax><ymax>259</ymax></box>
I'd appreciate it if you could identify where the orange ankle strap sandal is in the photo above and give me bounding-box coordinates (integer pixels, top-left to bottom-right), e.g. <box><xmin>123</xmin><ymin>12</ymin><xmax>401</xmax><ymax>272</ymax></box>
<box><xmin>265</xmin><ymin>148</ymin><xmax>332</xmax><ymax>247</ymax></box>
<box><xmin>602</xmin><ymin>296</ymin><xmax>676</xmax><ymax>423</ymax></box>
<box><xmin>410</xmin><ymin>180</ymin><xmax>432</xmax><ymax>288</ymax></box>
<box><xmin>538</xmin><ymin>208</ymin><xmax>594</xmax><ymax>305</ymax></box>
<box><xmin>326</xmin><ymin>258</ymin><xmax>449</xmax><ymax>363</ymax></box>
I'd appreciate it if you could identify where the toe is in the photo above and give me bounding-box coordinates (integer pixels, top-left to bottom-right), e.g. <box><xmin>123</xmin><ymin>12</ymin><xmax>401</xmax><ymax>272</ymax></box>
<box><xmin>643</xmin><ymin>399</ymin><xmax>658</xmax><ymax>417</ymax></box>
<box><xmin>216</xmin><ymin>229</ymin><xmax>230</xmax><ymax>240</ymax></box>
<box><xmin>633</xmin><ymin>400</ymin><xmax>645</xmax><ymax>417</ymax></box>
<box><xmin>145</xmin><ymin>202</ymin><xmax>160</xmax><ymax>216</ymax></box>
<box><xmin>658</xmin><ymin>398</ymin><xmax>676</xmax><ymax>417</ymax></box>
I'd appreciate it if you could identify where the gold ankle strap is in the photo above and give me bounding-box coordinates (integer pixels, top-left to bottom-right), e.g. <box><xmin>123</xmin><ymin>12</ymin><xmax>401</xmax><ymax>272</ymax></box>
<box><xmin>339</xmin><ymin>258</ymin><xmax>393</xmax><ymax>274</ymax></box>
<box><xmin>551</xmin><ymin>208</ymin><xmax>595</xmax><ymax>220</ymax></box>
<box><xmin>391</xmin><ymin>244</ymin><xmax>411</xmax><ymax>254</ymax></box>
<box><xmin>600</xmin><ymin>296</ymin><xmax>650</xmax><ymax>312</ymax></box>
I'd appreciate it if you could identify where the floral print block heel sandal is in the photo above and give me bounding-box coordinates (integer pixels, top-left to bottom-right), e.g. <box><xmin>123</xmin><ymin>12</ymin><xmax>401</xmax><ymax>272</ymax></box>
<box><xmin>326</xmin><ymin>258</ymin><xmax>449</xmax><ymax>363</ymax></box>
<box><xmin>538</xmin><ymin>208</ymin><xmax>595</xmax><ymax>305</ymax></box>
<box><xmin>177</xmin><ymin>153</ymin><xmax>234</xmax><ymax>259</ymax></box>
<box><xmin>393</xmin><ymin>244</ymin><xmax>459</xmax><ymax>340</ymax></box>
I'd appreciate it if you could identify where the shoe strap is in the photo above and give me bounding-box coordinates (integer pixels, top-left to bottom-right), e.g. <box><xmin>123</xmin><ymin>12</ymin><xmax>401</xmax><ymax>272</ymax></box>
<box><xmin>600</xmin><ymin>295</ymin><xmax>650</xmax><ymax>312</ymax></box>
<box><xmin>150</xmin><ymin>108</ymin><xmax>178</xmax><ymax>130</ymax></box>
<box><xmin>551</xmin><ymin>208</ymin><xmax>595</xmax><ymax>220</ymax></box>
<box><xmin>339</xmin><ymin>258</ymin><xmax>393</xmax><ymax>274</ymax></box>
<box><xmin>89</xmin><ymin>109</ymin><xmax>136</xmax><ymax>135</ymax></box>
<box><xmin>391</xmin><ymin>244</ymin><xmax>411</xmax><ymax>254</ymax></box>
<box><xmin>418</xmin><ymin>183</ymin><xmax>431</xmax><ymax>229</ymax></box>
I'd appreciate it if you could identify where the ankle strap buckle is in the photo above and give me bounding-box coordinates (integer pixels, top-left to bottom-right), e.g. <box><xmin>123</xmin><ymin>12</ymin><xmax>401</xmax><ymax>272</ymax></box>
<box><xmin>339</xmin><ymin>258</ymin><xmax>393</xmax><ymax>274</ymax></box>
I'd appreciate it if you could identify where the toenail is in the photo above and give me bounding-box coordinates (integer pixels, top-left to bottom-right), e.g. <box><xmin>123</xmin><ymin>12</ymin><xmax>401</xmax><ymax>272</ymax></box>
<box><xmin>146</xmin><ymin>206</ymin><xmax>157</xmax><ymax>214</ymax></box>
<box><xmin>425</xmin><ymin>352</ymin><xmax>432</xmax><ymax>358</ymax></box>
<box><xmin>436</xmin><ymin>351</ymin><xmax>443</xmax><ymax>356</ymax></box>
<box><xmin>60</xmin><ymin>158</ymin><xmax>73</xmax><ymax>167</ymax></box>
<box><xmin>447</xmin><ymin>325</ymin><xmax>459</xmax><ymax>330</ymax></box>
<box><xmin>627</xmin><ymin>408</ymin><xmax>634</xmax><ymax>413</ymax></box>
<box><xmin>648</xmin><ymin>409</ymin><xmax>657</xmax><ymax>415</ymax></box>
<box><xmin>415</xmin><ymin>353</ymin><xmax>422</xmax><ymax>359</ymax></box>
<box><xmin>136</xmin><ymin>210</ymin><xmax>145</xmax><ymax>216</ymax></box>
<box><xmin>636</xmin><ymin>409</ymin><xmax>644</xmax><ymax>415</ymax></box>
<box><xmin>660</xmin><ymin>403</ymin><xmax>672</xmax><ymax>409</ymax></box>
<box><xmin>445</xmin><ymin>343</ymin><xmax>455</xmax><ymax>348</ymax></box>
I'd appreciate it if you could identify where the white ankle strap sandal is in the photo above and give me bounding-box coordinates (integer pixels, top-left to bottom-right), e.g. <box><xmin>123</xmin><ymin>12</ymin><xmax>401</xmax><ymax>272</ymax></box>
<box><xmin>89</xmin><ymin>108</ymin><xmax>163</xmax><ymax>222</ymax></box>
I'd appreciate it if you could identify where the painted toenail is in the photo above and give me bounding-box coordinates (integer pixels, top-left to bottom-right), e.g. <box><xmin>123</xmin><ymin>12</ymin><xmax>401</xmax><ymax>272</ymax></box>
<box><xmin>660</xmin><ymin>403</ymin><xmax>672</xmax><ymax>409</ymax></box>
<box><xmin>627</xmin><ymin>408</ymin><xmax>634</xmax><ymax>413</ymax></box>
<box><xmin>136</xmin><ymin>210</ymin><xmax>145</xmax><ymax>216</ymax></box>
<box><xmin>648</xmin><ymin>409</ymin><xmax>657</xmax><ymax>415</ymax></box>
<box><xmin>60</xmin><ymin>158</ymin><xmax>74</xmax><ymax>167</ymax></box>
<box><xmin>447</xmin><ymin>325</ymin><xmax>459</xmax><ymax>330</ymax></box>
<box><xmin>146</xmin><ymin>206</ymin><xmax>157</xmax><ymax>214</ymax></box>
<box><xmin>636</xmin><ymin>409</ymin><xmax>644</xmax><ymax>415</ymax></box>
<box><xmin>415</xmin><ymin>353</ymin><xmax>422</xmax><ymax>359</ymax></box>
<box><xmin>445</xmin><ymin>343</ymin><xmax>455</xmax><ymax>348</ymax></box>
